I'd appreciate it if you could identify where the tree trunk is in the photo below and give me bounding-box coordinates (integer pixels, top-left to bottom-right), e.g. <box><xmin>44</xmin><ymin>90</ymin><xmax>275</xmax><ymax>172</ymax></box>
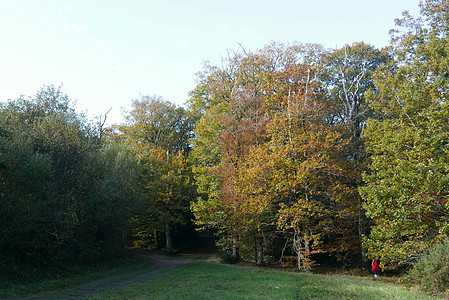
<box><xmin>166</xmin><ymin>221</ymin><xmax>173</xmax><ymax>255</ymax></box>
<box><xmin>165</xmin><ymin>149</ymin><xmax>173</xmax><ymax>255</ymax></box>
<box><xmin>359</xmin><ymin>208</ymin><xmax>369</xmax><ymax>268</ymax></box>
<box><xmin>121</xmin><ymin>225</ymin><xmax>126</xmax><ymax>249</ymax></box>
<box><xmin>293</xmin><ymin>229</ymin><xmax>303</xmax><ymax>270</ymax></box>
<box><xmin>304</xmin><ymin>229</ymin><xmax>311</xmax><ymax>271</ymax></box>
<box><xmin>256</xmin><ymin>237</ymin><xmax>263</xmax><ymax>266</ymax></box>
<box><xmin>231</xmin><ymin>238</ymin><xmax>239</xmax><ymax>262</ymax></box>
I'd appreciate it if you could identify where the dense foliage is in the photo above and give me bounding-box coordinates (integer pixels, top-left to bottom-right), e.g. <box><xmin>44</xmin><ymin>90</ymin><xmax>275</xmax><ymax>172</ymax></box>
<box><xmin>1</xmin><ymin>1</ymin><xmax>447</xmax><ymax>287</ymax></box>
<box><xmin>120</xmin><ymin>95</ymin><xmax>197</xmax><ymax>253</ymax></box>
<box><xmin>0</xmin><ymin>86</ymin><xmax>141</xmax><ymax>270</ymax></box>
<box><xmin>188</xmin><ymin>42</ymin><xmax>383</xmax><ymax>269</ymax></box>
<box><xmin>361</xmin><ymin>0</ymin><xmax>449</xmax><ymax>269</ymax></box>
<box><xmin>406</xmin><ymin>239</ymin><xmax>449</xmax><ymax>295</ymax></box>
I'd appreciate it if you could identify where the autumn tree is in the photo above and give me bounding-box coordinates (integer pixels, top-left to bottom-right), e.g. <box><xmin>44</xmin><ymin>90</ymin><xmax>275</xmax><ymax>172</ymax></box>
<box><xmin>190</xmin><ymin>43</ymin><xmax>316</xmax><ymax>262</ymax></box>
<box><xmin>189</xmin><ymin>46</ymin><xmax>271</xmax><ymax>261</ymax></box>
<box><xmin>190</xmin><ymin>43</ymin><xmax>360</xmax><ymax>268</ymax></box>
<box><xmin>236</xmin><ymin>58</ymin><xmax>357</xmax><ymax>270</ymax></box>
<box><xmin>319</xmin><ymin>43</ymin><xmax>390</xmax><ymax>266</ymax></box>
<box><xmin>122</xmin><ymin>95</ymin><xmax>196</xmax><ymax>253</ymax></box>
<box><xmin>361</xmin><ymin>0</ymin><xmax>449</xmax><ymax>269</ymax></box>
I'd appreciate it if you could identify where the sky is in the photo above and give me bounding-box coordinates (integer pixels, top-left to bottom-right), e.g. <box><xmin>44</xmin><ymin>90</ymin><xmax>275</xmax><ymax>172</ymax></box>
<box><xmin>0</xmin><ymin>0</ymin><xmax>420</xmax><ymax>125</ymax></box>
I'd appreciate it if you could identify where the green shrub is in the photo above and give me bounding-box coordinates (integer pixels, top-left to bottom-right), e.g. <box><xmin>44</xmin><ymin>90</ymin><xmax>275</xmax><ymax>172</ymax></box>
<box><xmin>406</xmin><ymin>239</ymin><xmax>449</xmax><ymax>295</ymax></box>
<box><xmin>219</xmin><ymin>250</ymin><xmax>239</xmax><ymax>264</ymax></box>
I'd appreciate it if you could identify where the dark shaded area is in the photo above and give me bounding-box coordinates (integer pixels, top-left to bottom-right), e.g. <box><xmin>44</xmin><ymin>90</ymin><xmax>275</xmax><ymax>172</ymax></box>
<box><xmin>4</xmin><ymin>251</ymin><xmax>194</xmax><ymax>300</ymax></box>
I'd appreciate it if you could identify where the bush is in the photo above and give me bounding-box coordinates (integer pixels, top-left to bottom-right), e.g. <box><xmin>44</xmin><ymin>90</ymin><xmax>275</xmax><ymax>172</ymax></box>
<box><xmin>219</xmin><ymin>250</ymin><xmax>239</xmax><ymax>264</ymax></box>
<box><xmin>406</xmin><ymin>239</ymin><xmax>449</xmax><ymax>295</ymax></box>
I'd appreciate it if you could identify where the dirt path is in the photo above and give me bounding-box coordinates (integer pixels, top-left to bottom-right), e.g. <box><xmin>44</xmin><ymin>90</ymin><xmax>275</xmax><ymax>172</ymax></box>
<box><xmin>12</xmin><ymin>252</ymin><xmax>195</xmax><ymax>300</ymax></box>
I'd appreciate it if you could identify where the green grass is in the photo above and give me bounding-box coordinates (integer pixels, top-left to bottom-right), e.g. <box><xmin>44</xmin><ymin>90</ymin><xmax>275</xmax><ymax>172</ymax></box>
<box><xmin>0</xmin><ymin>254</ymin><xmax>153</xmax><ymax>298</ymax></box>
<box><xmin>91</xmin><ymin>259</ymin><xmax>435</xmax><ymax>300</ymax></box>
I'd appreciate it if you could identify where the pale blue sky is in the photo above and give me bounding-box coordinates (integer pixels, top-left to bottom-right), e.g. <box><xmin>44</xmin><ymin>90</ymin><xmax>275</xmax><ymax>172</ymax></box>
<box><xmin>0</xmin><ymin>0</ymin><xmax>420</xmax><ymax>125</ymax></box>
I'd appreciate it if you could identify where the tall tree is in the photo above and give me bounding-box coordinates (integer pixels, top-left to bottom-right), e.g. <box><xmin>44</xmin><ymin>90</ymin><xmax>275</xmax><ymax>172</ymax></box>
<box><xmin>190</xmin><ymin>43</ymin><xmax>360</xmax><ymax>268</ymax></box>
<box><xmin>237</xmin><ymin>62</ymin><xmax>354</xmax><ymax>270</ymax></box>
<box><xmin>189</xmin><ymin>45</ymin><xmax>271</xmax><ymax>260</ymax></box>
<box><xmin>321</xmin><ymin>42</ymin><xmax>389</xmax><ymax>140</ymax></box>
<box><xmin>361</xmin><ymin>0</ymin><xmax>449</xmax><ymax>269</ymax></box>
<box><xmin>320</xmin><ymin>43</ymin><xmax>390</xmax><ymax>266</ymax></box>
<box><xmin>122</xmin><ymin>95</ymin><xmax>196</xmax><ymax>253</ymax></box>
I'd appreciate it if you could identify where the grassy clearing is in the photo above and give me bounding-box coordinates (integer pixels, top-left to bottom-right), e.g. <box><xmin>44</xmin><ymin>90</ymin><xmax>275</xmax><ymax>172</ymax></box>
<box><xmin>0</xmin><ymin>254</ymin><xmax>152</xmax><ymax>298</ymax></box>
<box><xmin>92</xmin><ymin>259</ymin><xmax>434</xmax><ymax>300</ymax></box>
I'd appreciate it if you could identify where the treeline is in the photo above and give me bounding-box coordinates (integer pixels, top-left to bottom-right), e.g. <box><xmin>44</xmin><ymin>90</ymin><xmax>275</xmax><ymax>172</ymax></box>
<box><xmin>189</xmin><ymin>42</ymin><xmax>384</xmax><ymax>270</ymax></box>
<box><xmin>0</xmin><ymin>86</ymin><xmax>141</xmax><ymax>269</ymax></box>
<box><xmin>1</xmin><ymin>0</ymin><xmax>449</xmax><ymax>274</ymax></box>
<box><xmin>0</xmin><ymin>89</ymin><xmax>198</xmax><ymax>271</ymax></box>
<box><xmin>189</xmin><ymin>0</ymin><xmax>449</xmax><ymax>271</ymax></box>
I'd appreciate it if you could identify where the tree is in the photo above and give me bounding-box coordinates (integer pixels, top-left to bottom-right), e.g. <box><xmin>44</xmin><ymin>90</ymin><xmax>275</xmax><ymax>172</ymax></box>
<box><xmin>189</xmin><ymin>45</ymin><xmax>271</xmax><ymax>261</ymax></box>
<box><xmin>96</xmin><ymin>142</ymin><xmax>142</xmax><ymax>251</ymax></box>
<box><xmin>190</xmin><ymin>43</ymin><xmax>309</xmax><ymax>262</ymax></box>
<box><xmin>0</xmin><ymin>127</ymin><xmax>52</xmax><ymax>268</ymax></box>
<box><xmin>0</xmin><ymin>85</ymin><xmax>140</xmax><ymax>270</ymax></box>
<box><xmin>361</xmin><ymin>0</ymin><xmax>449</xmax><ymax>269</ymax></box>
<box><xmin>237</xmin><ymin>61</ymin><xmax>354</xmax><ymax>270</ymax></box>
<box><xmin>321</xmin><ymin>43</ymin><xmax>389</xmax><ymax>139</ymax></box>
<box><xmin>122</xmin><ymin>95</ymin><xmax>196</xmax><ymax>253</ymax></box>
<box><xmin>190</xmin><ymin>43</ymin><xmax>360</xmax><ymax>268</ymax></box>
<box><xmin>319</xmin><ymin>43</ymin><xmax>390</xmax><ymax>266</ymax></box>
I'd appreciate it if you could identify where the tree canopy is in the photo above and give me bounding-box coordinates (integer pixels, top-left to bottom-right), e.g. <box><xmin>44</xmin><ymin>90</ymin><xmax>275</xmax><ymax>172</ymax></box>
<box><xmin>2</xmin><ymin>0</ymin><xmax>448</xmax><ymax>277</ymax></box>
<box><xmin>361</xmin><ymin>0</ymin><xmax>449</xmax><ymax>269</ymax></box>
<box><xmin>188</xmin><ymin>42</ymin><xmax>381</xmax><ymax>269</ymax></box>
<box><xmin>120</xmin><ymin>95</ymin><xmax>197</xmax><ymax>253</ymax></box>
<box><xmin>0</xmin><ymin>85</ymin><xmax>141</xmax><ymax>269</ymax></box>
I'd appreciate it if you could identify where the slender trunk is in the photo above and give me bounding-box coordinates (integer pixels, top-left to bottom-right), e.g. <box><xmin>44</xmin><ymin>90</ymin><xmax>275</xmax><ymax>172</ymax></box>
<box><xmin>166</xmin><ymin>221</ymin><xmax>173</xmax><ymax>255</ymax></box>
<box><xmin>121</xmin><ymin>225</ymin><xmax>126</xmax><ymax>249</ymax></box>
<box><xmin>304</xmin><ymin>229</ymin><xmax>311</xmax><ymax>271</ymax></box>
<box><xmin>358</xmin><ymin>207</ymin><xmax>368</xmax><ymax>268</ymax></box>
<box><xmin>293</xmin><ymin>229</ymin><xmax>303</xmax><ymax>270</ymax></box>
<box><xmin>304</xmin><ymin>230</ymin><xmax>310</xmax><ymax>254</ymax></box>
<box><xmin>232</xmin><ymin>238</ymin><xmax>239</xmax><ymax>261</ymax></box>
<box><xmin>256</xmin><ymin>237</ymin><xmax>263</xmax><ymax>266</ymax></box>
<box><xmin>165</xmin><ymin>149</ymin><xmax>173</xmax><ymax>255</ymax></box>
